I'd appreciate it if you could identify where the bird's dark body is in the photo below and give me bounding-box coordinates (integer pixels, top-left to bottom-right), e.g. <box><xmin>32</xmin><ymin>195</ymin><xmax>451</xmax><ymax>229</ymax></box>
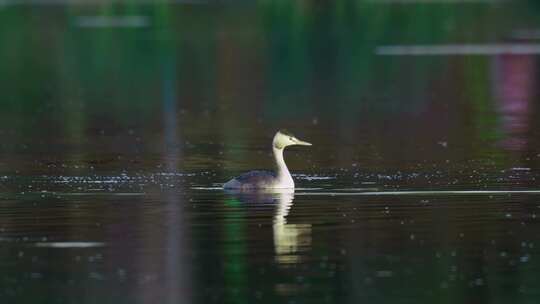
<box><xmin>224</xmin><ymin>170</ymin><xmax>277</xmax><ymax>189</ymax></box>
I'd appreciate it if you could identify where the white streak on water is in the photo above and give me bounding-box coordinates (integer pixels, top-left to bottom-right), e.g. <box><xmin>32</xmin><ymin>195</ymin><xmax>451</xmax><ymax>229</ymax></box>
<box><xmin>191</xmin><ymin>187</ymin><xmax>223</xmax><ymax>190</ymax></box>
<box><xmin>0</xmin><ymin>0</ymin><xmax>209</xmax><ymax>5</ymax></box>
<box><xmin>298</xmin><ymin>176</ymin><xmax>336</xmax><ymax>181</ymax></box>
<box><xmin>76</xmin><ymin>16</ymin><xmax>149</xmax><ymax>28</ymax></box>
<box><xmin>296</xmin><ymin>190</ymin><xmax>540</xmax><ymax>196</ymax></box>
<box><xmin>376</xmin><ymin>44</ymin><xmax>540</xmax><ymax>56</ymax></box>
<box><xmin>334</xmin><ymin>188</ymin><xmax>379</xmax><ymax>191</ymax></box>
<box><xmin>369</xmin><ymin>0</ymin><xmax>503</xmax><ymax>3</ymax></box>
<box><xmin>194</xmin><ymin>187</ymin><xmax>326</xmax><ymax>191</ymax></box>
<box><xmin>35</xmin><ymin>242</ymin><xmax>105</xmax><ymax>248</ymax></box>
<box><xmin>59</xmin><ymin>192</ymin><xmax>145</xmax><ymax>196</ymax></box>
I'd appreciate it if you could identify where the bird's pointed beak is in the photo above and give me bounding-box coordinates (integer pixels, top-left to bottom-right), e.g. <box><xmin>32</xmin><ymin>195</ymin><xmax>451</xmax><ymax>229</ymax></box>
<box><xmin>295</xmin><ymin>139</ymin><xmax>312</xmax><ymax>146</ymax></box>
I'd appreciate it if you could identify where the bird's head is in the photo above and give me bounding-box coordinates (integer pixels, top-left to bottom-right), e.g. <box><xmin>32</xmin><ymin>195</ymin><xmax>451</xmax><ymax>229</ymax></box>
<box><xmin>273</xmin><ymin>130</ymin><xmax>312</xmax><ymax>149</ymax></box>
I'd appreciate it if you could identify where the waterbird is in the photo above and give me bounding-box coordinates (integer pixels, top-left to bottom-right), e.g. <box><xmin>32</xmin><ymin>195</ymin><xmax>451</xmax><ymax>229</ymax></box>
<box><xmin>223</xmin><ymin>130</ymin><xmax>312</xmax><ymax>190</ymax></box>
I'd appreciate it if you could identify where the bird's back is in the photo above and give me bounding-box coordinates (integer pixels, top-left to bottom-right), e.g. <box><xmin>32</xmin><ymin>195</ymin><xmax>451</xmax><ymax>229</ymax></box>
<box><xmin>223</xmin><ymin>170</ymin><xmax>277</xmax><ymax>189</ymax></box>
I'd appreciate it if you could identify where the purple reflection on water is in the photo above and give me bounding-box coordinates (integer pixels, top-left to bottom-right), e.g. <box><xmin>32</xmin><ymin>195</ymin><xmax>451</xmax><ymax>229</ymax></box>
<box><xmin>492</xmin><ymin>53</ymin><xmax>536</xmax><ymax>151</ymax></box>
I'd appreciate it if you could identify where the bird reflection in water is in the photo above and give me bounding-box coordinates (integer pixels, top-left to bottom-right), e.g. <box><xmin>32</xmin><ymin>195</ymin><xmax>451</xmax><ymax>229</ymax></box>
<box><xmin>225</xmin><ymin>189</ymin><xmax>312</xmax><ymax>265</ymax></box>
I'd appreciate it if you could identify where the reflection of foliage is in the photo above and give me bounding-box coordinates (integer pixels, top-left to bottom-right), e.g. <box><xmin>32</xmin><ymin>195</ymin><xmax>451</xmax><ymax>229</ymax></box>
<box><xmin>0</xmin><ymin>2</ymin><xmax>536</xmax><ymax>147</ymax></box>
<box><xmin>222</xmin><ymin>202</ymin><xmax>248</xmax><ymax>303</ymax></box>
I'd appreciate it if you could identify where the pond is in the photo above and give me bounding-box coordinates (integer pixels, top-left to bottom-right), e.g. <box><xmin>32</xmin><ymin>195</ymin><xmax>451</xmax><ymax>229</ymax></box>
<box><xmin>1</xmin><ymin>1</ymin><xmax>540</xmax><ymax>303</ymax></box>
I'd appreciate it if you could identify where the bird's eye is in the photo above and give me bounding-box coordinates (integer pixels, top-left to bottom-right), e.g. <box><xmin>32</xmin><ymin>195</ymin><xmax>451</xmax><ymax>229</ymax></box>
<box><xmin>289</xmin><ymin>137</ymin><xmax>294</xmax><ymax>140</ymax></box>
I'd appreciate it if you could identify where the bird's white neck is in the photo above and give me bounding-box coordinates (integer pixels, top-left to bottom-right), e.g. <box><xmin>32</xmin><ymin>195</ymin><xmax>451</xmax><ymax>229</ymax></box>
<box><xmin>273</xmin><ymin>146</ymin><xmax>294</xmax><ymax>188</ymax></box>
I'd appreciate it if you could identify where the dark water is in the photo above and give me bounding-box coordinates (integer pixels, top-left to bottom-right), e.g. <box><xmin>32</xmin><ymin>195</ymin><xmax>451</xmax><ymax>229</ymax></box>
<box><xmin>2</xmin><ymin>1</ymin><xmax>540</xmax><ymax>303</ymax></box>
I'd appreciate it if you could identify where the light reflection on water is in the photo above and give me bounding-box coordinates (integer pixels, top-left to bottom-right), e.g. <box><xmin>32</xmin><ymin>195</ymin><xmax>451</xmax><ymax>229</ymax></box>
<box><xmin>226</xmin><ymin>189</ymin><xmax>313</xmax><ymax>265</ymax></box>
<box><xmin>272</xmin><ymin>191</ymin><xmax>312</xmax><ymax>265</ymax></box>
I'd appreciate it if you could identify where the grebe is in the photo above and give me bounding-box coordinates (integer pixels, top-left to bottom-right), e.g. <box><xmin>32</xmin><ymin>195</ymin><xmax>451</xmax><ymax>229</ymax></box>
<box><xmin>223</xmin><ymin>130</ymin><xmax>311</xmax><ymax>190</ymax></box>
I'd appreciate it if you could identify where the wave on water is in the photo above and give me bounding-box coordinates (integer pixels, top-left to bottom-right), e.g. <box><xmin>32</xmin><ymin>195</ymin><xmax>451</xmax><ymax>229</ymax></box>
<box><xmin>295</xmin><ymin>189</ymin><xmax>540</xmax><ymax>196</ymax></box>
